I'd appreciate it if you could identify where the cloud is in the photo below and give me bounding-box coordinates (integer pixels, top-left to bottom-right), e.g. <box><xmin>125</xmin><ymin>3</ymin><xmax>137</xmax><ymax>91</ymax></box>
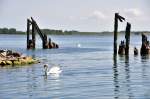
<box><xmin>68</xmin><ymin>10</ymin><xmax>107</xmax><ymax>22</ymax></box>
<box><xmin>92</xmin><ymin>10</ymin><xmax>106</xmax><ymax>19</ymax></box>
<box><xmin>124</xmin><ymin>8</ymin><xmax>142</xmax><ymax>17</ymax></box>
<box><xmin>90</xmin><ymin>10</ymin><xmax>106</xmax><ymax>20</ymax></box>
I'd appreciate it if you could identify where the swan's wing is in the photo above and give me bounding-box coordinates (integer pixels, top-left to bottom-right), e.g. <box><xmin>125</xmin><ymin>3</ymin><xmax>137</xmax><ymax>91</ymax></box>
<box><xmin>49</xmin><ymin>66</ymin><xmax>61</xmax><ymax>74</ymax></box>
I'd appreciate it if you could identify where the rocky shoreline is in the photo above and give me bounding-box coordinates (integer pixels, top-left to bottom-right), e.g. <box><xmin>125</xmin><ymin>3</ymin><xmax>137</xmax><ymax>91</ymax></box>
<box><xmin>0</xmin><ymin>50</ymin><xmax>38</xmax><ymax>66</ymax></box>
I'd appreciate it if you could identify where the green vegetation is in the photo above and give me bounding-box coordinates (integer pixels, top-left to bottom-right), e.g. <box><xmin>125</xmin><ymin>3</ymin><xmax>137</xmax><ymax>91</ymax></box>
<box><xmin>0</xmin><ymin>28</ymin><xmax>25</xmax><ymax>34</ymax></box>
<box><xmin>0</xmin><ymin>57</ymin><xmax>38</xmax><ymax>66</ymax></box>
<box><xmin>0</xmin><ymin>27</ymin><xmax>150</xmax><ymax>35</ymax></box>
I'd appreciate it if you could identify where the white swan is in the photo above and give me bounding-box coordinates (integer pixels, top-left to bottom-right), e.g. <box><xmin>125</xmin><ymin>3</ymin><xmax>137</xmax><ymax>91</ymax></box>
<box><xmin>44</xmin><ymin>64</ymin><xmax>62</xmax><ymax>76</ymax></box>
<box><xmin>77</xmin><ymin>43</ymin><xmax>81</xmax><ymax>48</ymax></box>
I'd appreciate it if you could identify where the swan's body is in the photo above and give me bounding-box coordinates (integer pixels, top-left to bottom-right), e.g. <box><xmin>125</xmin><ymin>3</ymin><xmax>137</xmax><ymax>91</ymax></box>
<box><xmin>49</xmin><ymin>66</ymin><xmax>62</xmax><ymax>74</ymax></box>
<box><xmin>44</xmin><ymin>65</ymin><xmax>62</xmax><ymax>76</ymax></box>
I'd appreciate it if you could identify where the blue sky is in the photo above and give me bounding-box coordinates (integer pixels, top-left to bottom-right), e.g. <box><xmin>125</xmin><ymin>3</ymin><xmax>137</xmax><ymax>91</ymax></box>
<box><xmin>0</xmin><ymin>0</ymin><xmax>150</xmax><ymax>32</ymax></box>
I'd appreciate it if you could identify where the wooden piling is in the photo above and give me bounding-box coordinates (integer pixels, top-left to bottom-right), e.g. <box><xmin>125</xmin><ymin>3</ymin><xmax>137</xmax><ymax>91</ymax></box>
<box><xmin>48</xmin><ymin>38</ymin><xmax>52</xmax><ymax>49</ymax></box>
<box><xmin>113</xmin><ymin>13</ymin><xmax>125</xmax><ymax>55</ymax></box>
<box><xmin>27</xmin><ymin>19</ymin><xmax>30</xmax><ymax>49</ymax></box>
<box><xmin>26</xmin><ymin>17</ymin><xmax>59</xmax><ymax>49</ymax></box>
<box><xmin>43</xmin><ymin>34</ymin><xmax>48</xmax><ymax>49</ymax></box>
<box><xmin>114</xmin><ymin>13</ymin><xmax>118</xmax><ymax>55</ymax></box>
<box><xmin>32</xmin><ymin>21</ymin><xmax>35</xmax><ymax>49</ymax></box>
<box><xmin>125</xmin><ymin>22</ymin><xmax>131</xmax><ymax>55</ymax></box>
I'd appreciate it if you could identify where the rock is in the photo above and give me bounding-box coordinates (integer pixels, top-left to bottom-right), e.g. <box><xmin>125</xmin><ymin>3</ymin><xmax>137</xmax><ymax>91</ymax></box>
<box><xmin>5</xmin><ymin>61</ymin><xmax>12</xmax><ymax>65</ymax></box>
<box><xmin>13</xmin><ymin>61</ymin><xmax>21</xmax><ymax>65</ymax></box>
<box><xmin>0</xmin><ymin>50</ymin><xmax>38</xmax><ymax>66</ymax></box>
<box><xmin>0</xmin><ymin>61</ymin><xmax>6</xmax><ymax>66</ymax></box>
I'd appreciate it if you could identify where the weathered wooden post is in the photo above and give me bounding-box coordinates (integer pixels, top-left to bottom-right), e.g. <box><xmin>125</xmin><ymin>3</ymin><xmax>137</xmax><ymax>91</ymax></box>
<box><xmin>27</xmin><ymin>19</ymin><xmax>30</xmax><ymax>49</ymax></box>
<box><xmin>114</xmin><ymin>13</ymin><xmax>125</xmax><ymax>55</ymax></box>
<box><xmin>48</xmin><ymin>38</ymin><xmax>52</xmax><ymax>49</ymax></box>
<box><xmin>140</xmin><ymin>33</ymin><xmax>149</xmax><ymax>55</ymax></box>
<box><xmin>26</xmin><ymin>17</ymin><xmax>59</xmax><ymax>49</ymax></box>
<box><xmin>114</xmin><ymin>13</ymin><xmax>118</xmax><ymax>55</ymax></box>
<box><xmin>32</xmin><ymin>21</ymin><xmax>36</xmax><ymax>49</ymax></box>
<box><xmin>125</xmin><ymin>22</ymin><xmax>131</xmax><ymax>55</ymax></box>
<box><xmin>43</xmin><ymin>34</ymin><xmax>48</xmax><ymax>49</ymax></box>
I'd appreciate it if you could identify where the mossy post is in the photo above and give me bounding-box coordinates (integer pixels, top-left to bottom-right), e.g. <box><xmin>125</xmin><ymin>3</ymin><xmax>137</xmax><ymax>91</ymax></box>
<box><xmin>125</xmin><ymin>22</ymin><xmax>131</xmax><ymax>55</ymax></box>
<box><xmin>113</xmin><ymin>13</ymin><xmax>125</xmax><ymax>55</ymax></box>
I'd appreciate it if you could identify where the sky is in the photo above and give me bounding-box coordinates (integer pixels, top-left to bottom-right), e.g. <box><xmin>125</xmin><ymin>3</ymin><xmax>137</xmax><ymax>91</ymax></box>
<box><xmin>0</xmin><ymin>0</ymin><xmax>150</xmax><ymax>32</ymax></box>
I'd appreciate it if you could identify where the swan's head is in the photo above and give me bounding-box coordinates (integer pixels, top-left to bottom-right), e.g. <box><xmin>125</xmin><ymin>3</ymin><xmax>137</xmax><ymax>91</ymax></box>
<box><xmin>44</xmin><ymin>64</ymin><xmax>48</xmax><ymax>69</ymax></box>
<box><xmin>44</xmin><ymin>64</ymin><xmax>48</xmax><ymax>76</ymax></box>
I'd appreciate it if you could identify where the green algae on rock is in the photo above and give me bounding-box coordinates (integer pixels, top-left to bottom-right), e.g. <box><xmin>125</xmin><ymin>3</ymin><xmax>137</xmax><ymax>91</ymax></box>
<box><xmin>0</xmin><ymin>50</ymin><xmax>39</xmax><ymax>66</ymax></box>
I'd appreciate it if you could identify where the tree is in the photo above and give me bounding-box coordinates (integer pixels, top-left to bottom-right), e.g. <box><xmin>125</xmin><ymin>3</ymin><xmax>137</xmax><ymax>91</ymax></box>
<box><xmin>9</xmin><ymin>28</ymin><xmax>16</xmax><ymax>34</ymax></box>
<box><xmin>2</xmin><ymin>28</ymin><xmax>9</xmax><ymax>34</ymax></box>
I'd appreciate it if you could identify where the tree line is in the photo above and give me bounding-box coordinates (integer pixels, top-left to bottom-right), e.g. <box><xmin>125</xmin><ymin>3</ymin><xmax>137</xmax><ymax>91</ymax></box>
<box><xmin>0</xmin><ymin>27</ymin><xmax>149</xmax><ymax>35</ymax></box>
<box><xmin>0</xmin><ymin>28</ymin><xmax>25</xmax><ymax>34</ymax></box>
<box><xmin>0</xmin><ymin>28</ymin><xmax>79</xmax><ymax>35</ymax></box>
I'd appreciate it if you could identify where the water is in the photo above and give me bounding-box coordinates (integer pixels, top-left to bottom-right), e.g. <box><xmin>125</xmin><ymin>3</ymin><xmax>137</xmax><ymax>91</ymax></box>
<box><xmin>0</xmin><ymin>34</ymin><xmax>150</xmax><ymax>99</ymax></box>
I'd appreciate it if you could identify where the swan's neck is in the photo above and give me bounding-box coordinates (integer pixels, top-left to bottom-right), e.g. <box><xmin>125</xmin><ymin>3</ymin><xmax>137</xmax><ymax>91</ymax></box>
<box><xmin>44</xmin><ymin>67</ymin><xmax>48</xmax><ymax>75</ymax></box>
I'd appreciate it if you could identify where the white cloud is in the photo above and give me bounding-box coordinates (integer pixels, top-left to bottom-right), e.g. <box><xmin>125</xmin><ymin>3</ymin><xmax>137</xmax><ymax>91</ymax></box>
<box><xmin>124</xmin><ymin>8</ymin><xmax>142</xmax><ymax>17</ymax></box>
<box><xmin>92</xmin><ymin>10</ymin><xmax>106</xmax><ymax>19</ymax></box>
<box><xmin>68</xmin><ymin>10</ymin><xmax>107</xmax><ymax>22</ymax></box>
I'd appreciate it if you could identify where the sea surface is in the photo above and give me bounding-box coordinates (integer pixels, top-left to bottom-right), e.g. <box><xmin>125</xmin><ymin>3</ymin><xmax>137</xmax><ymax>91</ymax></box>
<box><xmin>0</xmin><ymin>34</ymin><xmax>150</xmax><ymax>99</ymax></box>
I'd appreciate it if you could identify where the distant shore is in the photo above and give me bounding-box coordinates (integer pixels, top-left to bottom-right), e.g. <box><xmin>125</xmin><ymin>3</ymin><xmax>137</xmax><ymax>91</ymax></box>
<box><xmin>0</xmin><ymin>28</ymin><xmax>150</xmax><ymax>35</ymax></box>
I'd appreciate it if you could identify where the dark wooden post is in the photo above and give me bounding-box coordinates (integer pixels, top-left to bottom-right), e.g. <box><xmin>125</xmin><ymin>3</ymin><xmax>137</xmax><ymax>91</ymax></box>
<box><xmin>140</xmin><ymin>33</ymin><xmax>149</xmax><ymax>55</ymax></box>
<box><xmin>114</xmin><ymin>13</ymin><xmax>118</xmax><ymax>55</ymax></box>
<box><xmin>125</xmin><ymin>22</ymin><xmax>131</xmax><ymax>55</ymax></box>
<box><xmin>113</xmin><ymin>13</ymin><xmax>125</xmax><ymax>55</ymax></box>
<box><xmin>43</xmin><ymin>34</ymin><xmax>48</xmax><ymax>49</ymax></box>
<box><xmin>27</xmin><ymin>17</ymin><xmax>59</xmax><ymax>49</ymax></box>
<box><xmin>32</xmin><ymin>21</ymin><xmax>36</xmax><ymax>49</ymax></box>
<box><xmin>27</xmin><ymin>19</ymin><xmax>30</xmax><ymax>49</ymax></box>
<box><xmin>48</xmin><ymin>38</ymin><xmax>52</xmax><ymax>49</ymax></box>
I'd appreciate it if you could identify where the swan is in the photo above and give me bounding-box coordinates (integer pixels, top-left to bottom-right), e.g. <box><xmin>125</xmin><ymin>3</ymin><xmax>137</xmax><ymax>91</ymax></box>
<box><xmin>44</xmin><ymin>64</ymin><xmax>62</xmax><ymax>76</ymax></box>
<box><xmin>77</xmin><ymin>43</ymin><xmax>81</xmax><ymax>48</ymax></box>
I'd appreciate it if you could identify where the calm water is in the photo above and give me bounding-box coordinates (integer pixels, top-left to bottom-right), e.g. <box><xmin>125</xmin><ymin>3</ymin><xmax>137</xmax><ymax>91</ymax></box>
<box><xmin>0</xmin><ymin>34</ymin><xmax>150</xmax><ymax>99</ymax></box>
